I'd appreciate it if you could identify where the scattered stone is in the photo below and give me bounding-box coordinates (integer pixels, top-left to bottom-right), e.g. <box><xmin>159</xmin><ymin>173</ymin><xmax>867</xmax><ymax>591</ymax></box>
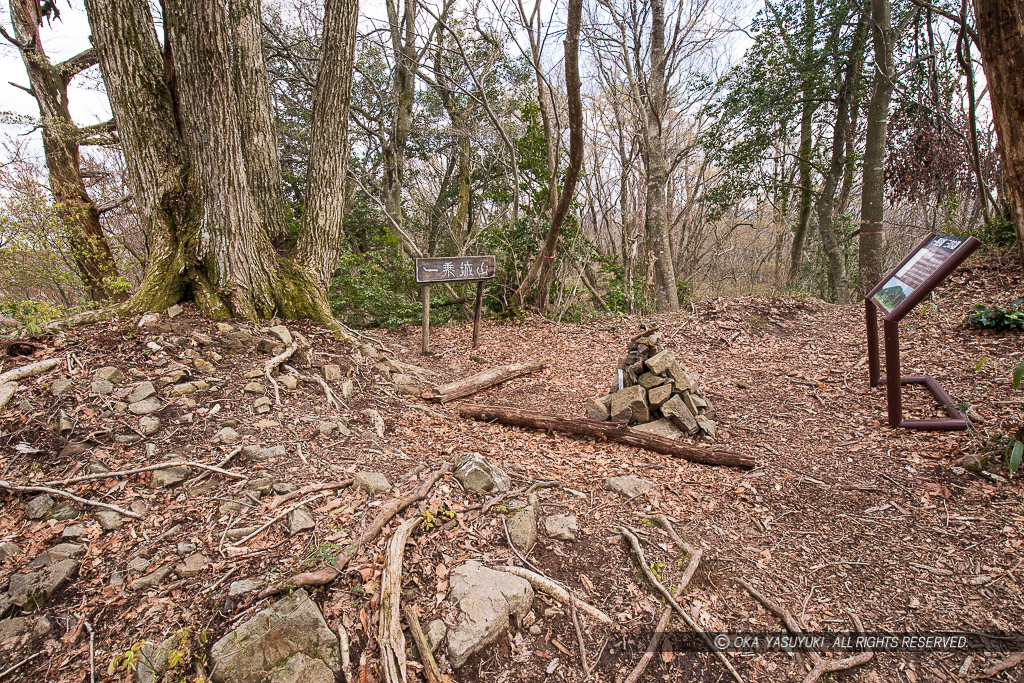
<box><xmin>353</xmin><ymin>471</ymin><xmax>391</xmax><ymax>495</ymax></box>
<box><xmin>213</xmin><ymin>427</ymin><xmax>241</xmax><ymax>444</ymax></box>
<box><xmin>194</xmin><ymin>358</ymin><xmax>215</xmax><ymax>373</ymax></box>
<box><xmin>177</xmin><ymin>541</ymin><xmax>197</xmax><ymax>556</ymax></box>
<box><xmin>544</xmin><ymin>514</ymin><xmax>579</xmax><ymax>541</ymax></box>
<box><xmin>247</xmin><ymin>477</ymin><xmax>275</xmax><ymax>496</ymax></box>
<box><xmin>133</xmin><ymin>633</ymin><xmax>178</xmax><ymax>683</ymax></box>
<box><xmin>28</xmin><ymin>543</ymin><xmax>83</xmax><ymax>569</ymax></box>
<box><xmin>48</xmin><ymin>502</ymin><xmax>80</xmax><ymax>521</ymax></box>
<box><xmin>94</xmin><ymin>366</ymin><xmax>125</xmax><ymax>384</ymax></box>
<box><xmin>151</xmin><ymin>460</ymin><xmax>191</xmax><ymax>488</ymax></box>
<box><xmin>341</xmin><ymin>379</ymin><xmax>354</xmax><ymax>398</ymax></box>
<box><xmin>506</xmin><ymin>495</ymin><xmax>538</xmax><ymax>552</ymax></box>
<box><xmin>363</xmin><ymin>409</ymin><xmax>385</xmax><ymax>437</ymax></box>
<box><xmin>84</xmin><ymin>461</ymin><xmax>109</xmax><ymax>475</ymax></box>
<box><xmin>254</xmin><ymin>396</ymin><xmax>272</xmax><ymax>414</ymax></box>
<box><xmin>0</xmin><ymin>317</ymin><xmax>20</xmax><ymax>329</ymax></box>
<box><xmin>208</xmin><ymin>590</ymin><xmax>341</xmax><ymax>683</ymax></box>
<box><xmin>454</xmin><ymin>452</ymin><xmax>511</xmax><ymax>493</ymax></box>
<box><xmin>216</xmin><ymin>322</ymin><xmax>234</xmax><ymax>333</ymax></box>
<box><xmin>228</xmin><ymin>578</ymin><xmax>262</xmax><ymax>597</ymax></box>
<box><xmin>273</xmin><ymin>482</ymin><xmax>297</xmax><ymax>495</ymax></box>
<box><xmin>166</xmin><ymin>304</ymin><xmax>184</xmax><ymax>319</ymax></box>
<box><xmin>241</xmin><ymin>444</ymin><xmax>286</xmax><ymax>462</ymax></box>
<box><xmin>50</xmin><ymin>378</ymin><xmax>72</xmax><ymax>396</ymax></box>
<box><xmin>7</xmin><ymin>559</ymin><xmax>78</xmax><ymax>610</ymax></box>
<box><xmin>128</xmin><ymin>396</ymin><xmax>161</xmax><ymax>415</ymax></box>
<box><xmin>129</xmin><ymin>382</ymin><xmax>157</xmax><ymax>403</ymax></box>
<box><xmin>91</xmin><ymin>379</ymin><xmax>114</xmax><ymax>395</ymax></box>
<box><xmin>322</xmin><ymin>364</ymin><xmax>342</xmax><ymax>383</ymax></box>
<box><xmin>224</xmin><ymin>526</ymin><xmax>261</xmax><ymax>540</ymax></box>
<box><xmin>447</xmin><ymin>561</ymin><xmax>534</xmax><ymax>668</ymax></box>
<box><xmin>174</xmin><ymin>552</ymin><xmax>209</xmax><ymax>578</ymax></box>
<box><xmin>269</xmin><ymin>652</ymin><xmax>335</xmax><ymax>683</ymax></box>
<box><xmin>126</xmin><ymin>557</ymin><xmax>151</xmax><ymax>574</ymax></box>
<box><xmin>610</xmin><ymin>384</ymin><xmax>648</xmax><ymax>423</ymax></box>
<box><xmin>58</xmin><ymin>411</ymin><xmax>74</xmax><ymax>432</ymax></box>
<box><xmin>0</xmin><ymin>543</ymin><xmax>20</xmax><ymax>561</ymax></box>
<box><xmin>170</xmin><ymin>382</ymin><xmax>198</xmax><ymax>396</ymax></box>
<box><xmin>139</xmin><ymin>416</ymin><xmax>161</xmax><ymax>436</ymax></box>
<box><xmin>0</xmin><ymin>615</ymin><xmax>52</xmax><ymax>647</ymax></box>
<box><xmin>603</xmin><ymin>476</ymin><xmax>655</xmax><ymax>498</ymax></box>
<box><xmin>94</xmin><ymin>509</ymin><xmax>124</xmax><ymax>531</ymax></box>
<box><xmin>25</xmin><ymin>494</ymin><xmax>54</xmax><ymax>520</ymax></box>
<box><xmin>288</xmin><ymin>507</ymin><xmax>316</xmax><ymax>534</ymax></box>
<box><xmin>61</xmin><ymin>525</ymin><xmax>85</xmax><ymax>539</ymax></box>
<box><xmin>633</xmin><ymin>418</ymin><xmax>684</xmax><ymax>439</ymax></box>
<box><xmin>138</xmin><ymin>313</ymin><xmax>160</xmax><ymax>328</ymax></box>
<box><xmin>391</xmin><ymin>373</ymin><xmax>420</xmax><ymax>396</ymax></box>
<box><xmin>638</xmin><ymin>372</ymin><xmax>664</xmax><ymax>389</ymax></box>
<box><xmin>279</xmin><ymin>375</ymin><xmax>298</xmax><ymax>390</ymax></box>
<box><xmin>129</xmin><ymin>563</ymin><xmax>173</xmax><ymax>591</ymax></box>
<box><xmin>357</xmin><ymin>344</ymin><xmax>378</xmax><ymax>358</ymax></box>
<box><xmin>586</xmin><ymin>395</ymin><xmax>611</xmax><ymax>421</ymax></box>
<box><xmin>424</xmin><ymin>619</ymin><xmax>447</xmax><ymax>654</ymax></box>
<box><xmin>243</xmin><ymin>381</ymin><xmax>265</xmax><ymax>394</ymax></box>
<box><xmin>695</xmin><ymin>415</ymin><xmax>716</xmax><ymax>438</ymax></box>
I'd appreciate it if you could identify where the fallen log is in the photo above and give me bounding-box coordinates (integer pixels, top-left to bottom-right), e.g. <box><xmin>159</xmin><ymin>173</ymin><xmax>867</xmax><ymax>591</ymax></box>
<box><xmin>459</xmin><ymin>404</ymin><xmax>755</xmax><ymax>469</ymax></box>
<box><xmin>0</xmin><ymin>358</ymin><xmax>60</xmax><ymax>386</ymax></box>
<box><xmin>425</xmin><ymin>362</ymin><xmax>544</xmax><ymax>403</ymax></box>
<box><xmin>0</xmin><ymin>382</ymin><xmax>16</xmax><ymax>412</ymax></box>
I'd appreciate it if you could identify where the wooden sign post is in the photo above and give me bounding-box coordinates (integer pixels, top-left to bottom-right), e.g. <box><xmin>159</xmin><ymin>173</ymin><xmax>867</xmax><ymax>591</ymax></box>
<box><xmin>864</xmin><ymin>233</ymin><xmax>980</xmax><ymax>430</ymax></box>
<box><xmin>415</xmin><ymin>255</ymin><xmax>496</xmax><ymax>353</ymax></box>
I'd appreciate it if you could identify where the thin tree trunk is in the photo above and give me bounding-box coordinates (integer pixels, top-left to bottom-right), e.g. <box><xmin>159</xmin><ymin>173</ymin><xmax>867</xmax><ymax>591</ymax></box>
<box><xmin>645</xmin><ymin>0</ymin><xmax>680</xmax><ymax>311</ymax></box>
<box><xmin>788</xmin><ymin>0</ymin><xmax>818</xmax><ymax>286</ymax></box>
<box><xmin>382</xmin><ymin>0</ymin><xmax>417</xmax><ymax>234</ymax></box>
<box><xmin>8</xmin><ymin>0</ymin><xmax>125</xmax><ymax>303</ymax></box>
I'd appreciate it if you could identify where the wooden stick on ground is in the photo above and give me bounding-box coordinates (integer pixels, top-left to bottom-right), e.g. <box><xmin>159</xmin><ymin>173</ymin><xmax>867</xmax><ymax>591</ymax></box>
<box><xmin>502</xmin><ymin>565</ymin><xmax>612</xmax><ymax>624</ymax></box>
<box><xmin>735</xmin><ymin>578</ymin><xmax>873</xmax><ymax>683</ymax></box>
<box><xmin>337</xmin><ymin>623</ymin><xmax>354</xmax><ymax>683</ymax></box>
<box><xmin>189</xmin><ymin>446</ymin><xmax>245</xmax><ymax>488</ymax></box>
<box><xmin>0</xmin><ymin>382</ymin><xmax>16</xmax><ymax>412</ymax></box>
<box><xmin>380</xmin><ymin>516</ymin><xmax>423</xmax><ymax>683</ymax></box>
<box><xmin>269</xmin><ymin>479</ymin><xmax>353</xmax><ymax>509</ymax></box>
<box><xmin>623</xmin><ymin>516</ymin><xmax>704</xmax><ymax>683</ymax></box>
<box><xmin>47</xmin><ymin>460</ymin><xmax>247</xmax><ymax>487</ymax></box>
<box><xmin>425</xmin><ymin>362</ymin><xmax>545</xmax><ymax>402</ymax></box>
<box><xmin>0</xmin><ymin>358</ymin><xmax>60</xmax><ymax>386</ymax></box>
<box><xmin>230</xmin><ymin>492</ymin><xmax>329</xmax><ymax>546</ymax></box>
<box><xmin>266</xmin><ymin>342</ymin><xmax>298</xmax><ymax>406</ymax></box>
<box><xmin>258</xmin><ymin>462</ymin><xmax>451</xmax><ymax>597</ymax></box>
<box><xmin>461</xmin><ymin>404</ymin><xmax>755</xmax><ymax>469</ymax></box>
<box><xmin>403</xmin><ymin>604</ymin><xmax>443</xmax><ymax>683</ymax></box>
<box><xmin>0</xmin><ymin>480</ymin><xmax>140</xmax><ymax>518</ymax></box>
<box><xmin>619</xmin><ymin>526</ymin><xmax>744</xmax><ymax>683</ymax></box>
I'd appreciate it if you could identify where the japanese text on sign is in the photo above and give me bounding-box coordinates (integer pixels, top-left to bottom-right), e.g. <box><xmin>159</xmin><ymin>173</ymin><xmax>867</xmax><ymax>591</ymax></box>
<box><xmin>416</xmin><ymin>255</ymin><xmax>496</xmax><ymax>284</ymax></box>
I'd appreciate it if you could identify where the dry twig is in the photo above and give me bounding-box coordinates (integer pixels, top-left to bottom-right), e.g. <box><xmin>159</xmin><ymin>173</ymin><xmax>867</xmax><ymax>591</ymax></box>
<box><xmin>49</xmin><ymin>460</ymin><xmax>246</xmax><ymax>487</ymax></box>
<box><xmin>230</xmin><ymin>493</ymin><xmax>328</xmax><ymax>546</ymax></box>
<box><xmin>0</xmin><ymin>358</ymin><xmax>60</xmax><ymax>386</ymax></box>
<box><xmin>0</xmin><ymin>480</ymin><xmax>140</xmax><ymax>518</ymax></box>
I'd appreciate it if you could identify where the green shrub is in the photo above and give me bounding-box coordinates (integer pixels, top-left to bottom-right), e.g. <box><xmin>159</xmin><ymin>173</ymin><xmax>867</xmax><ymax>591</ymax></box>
<box><xmin>965</xmin><ymin>299</ymin><xmax>1024</xmax><ymax>330</ymax></box>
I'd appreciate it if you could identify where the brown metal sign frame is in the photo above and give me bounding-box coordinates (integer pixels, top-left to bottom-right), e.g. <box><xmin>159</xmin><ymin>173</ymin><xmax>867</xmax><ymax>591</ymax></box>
<box><xmin>864</xmin><ymin>232</ymin><xmax>981</xmax><ymax>430</ymax></box>
<box><xmin>415</xmin><ymin>256</ymin><xmax>497</xmax><ymax>354</ymax></box>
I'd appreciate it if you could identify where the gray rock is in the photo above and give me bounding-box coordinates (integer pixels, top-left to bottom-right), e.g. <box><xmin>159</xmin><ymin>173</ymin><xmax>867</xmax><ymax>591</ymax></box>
<box><xmin>170</xmin><ymin>382</ymin><xmax>198</xmax><ymax>396</ymax></box>
<box><xmin>193</xmin><ymin>358</ymin><xmax>215</xmax><ymax>374</ymax></box>
<box><xmin>94</xmin><ymin>366</ymin><xmax>125</xmax><ymax>384</ymax></box>
<box><xmin>94</xmin><ymin>509</ymin><xmax>124</xmax><ymax>531</ymax></box>
<box><xmin>126</xmin><ymin>557</ymin><xmax>151</xmax><ymax>573</ymax></box>
<box><xmin>128</xmin><ymin>396</ymin><xmax>161</xmax><ymax>415</ymax></box>
<box><xmin>341</xmin><ymin>379</ymin><xmax>354</xmax><ymax>398</ymax></box>
<box><xmin>58</xmin><ymin>411</ymin><xmax>74</xmax><ymax>432</ymax></box>
<box><xmin>208</xmin><ymin>590</ymin><xmax>341</xmax><ymax>683</ymax></box>
<box><xmin>61</xmin><ymin>525</ymin><xmax>85</xmax><ymax>538</ymax></box>
<box><xmin>129</xmin><ymin>563</ymin><xmax>173</xmax><ymax>590</ymax></box>
<box><xmin>85</xmin><ymin>461</ymin><xmax>109</xmax><ymax>474</ymax></box>
<box><xmin>506</xmin><ymin>495</ymin><xmax>538</xmax><ymax>552</ymax></box>
<box><xmin>241</xmin><ymin>444</ymin><xmax>286</xmax><ymax>461</ymax></box>
<box><xmin>288</xmin><ymin>507</ymin><xmax>316</xmax><ymax>534</ymax></box>
<box><xmin>0</xmin><ymin>615</ymin><xmax>52</xmax><ymax>647</ymax></box>
<box><xmin>174</xmin><ymin>552</ymin><xmax>209</xmax><ymax>578</ymax></box>
<box><xmin>273</xmin><ymin>482</ymin><xmax>297</xmax><ymax>495</ymax></box>
<box><xmin>139</xmin><ymin>416</ymin><xmax>161</xmax><ymax>436</ymax></box>
<box><xmin>91</xmin><ymin>379</ymin><xmax>114</xmax><ymax>395</ymax></box>
<box><xmin>246</xmin><ymin>477</ymin><xmax>275</xmax><ymax>495</ymax></box>
<box><xmin>0</xmin><ymin>317</ymin><xmax>19</xmax><ymax>328</ymax></box>
<box><xmin>270</xmin><ymin>652</ymin><xmax>335</xmax><ymax>683</ymax></box>
<box><xmin>48</xmin><ymin>502</ymin><xmax>80</xmax><ymax>521</ymax></box>
<box><xmin>586</xmin><ymin>395</ymin><xmax>611</xmax><ymax>421</ymax></box>
<box><xmin>267</xmin><ymin>325</ymin><xmax>293</xmax><ymax>345</ymax></box>
<box><xmin>322</xmin><ymin>364</ymin><xmax>343</xmax><ymax>383</ymax></box>
<box><xmin>695</xmin><ymin>415</ymin><xmax>716</xmax><ymax>437</ymax></box>
<box><xmin>644</xmin><ymin>350</ymin><xmax>677</xmax><ymax>375</ymax></box>
<box><xmin>151</xmin><ymin>462</ymin><xmax>191</xmax><ymax>488</ymax></box>
<box><xmin>243</xmin><ymin>382</ymin><xmax>265</xmax><ymax>394</ymax></box>
<box><xmin>129</xmin><ymin>382</ymin><xmax>156</xmax><ymax>404</ymax></box>
<box><xmin>166</xmin><ymin>304</ymin><xmax>184</xmax><ymax>319</ymax></box>
<box><xmin>25</xmin><ymin>494</ymin><xmax>54</xmax><ymax>520</ymax></box>
<box><xmin>50</xmin><ymin>378</ymin><xmax>73</xmax><ymax>396</ymax></box>
<box><xmin>353</xmin><ymin>471</ymin><xmax>391</xmax><ymax>495</ymax></box>
<box><xmin>544</xmin><ymin>514</ymin><xmax>579</xmax><ymax>541</ymax></box>
<box><xmin>603</xmin><ymin>476</ymin><xmax>655</xmax><ymax>498</ymax></box>
<box><xmin>634</xmin><ymin>417</ymin><xmax>685</xmax><ymax>440</ymax></box>
<box><xmin>959</xmin><ymin>452</ymin><xmax>987</xmax><ymax>474</ymax></box>
<box><xmin>392</xmin><ymin>373</ymin><xmax>420</xmax><ymax>396</ymax></box>
<box><xmin>318</xmin><ymin>421</ymin><xmax>339</xmax><ymax>437</ymax></box>
<box><xmin>681</xmin><ymin>391</ymin><xmax>706</xmax><ymax>415</ymax></box>
<box><xmin>254</xmin><ymin>396</ymin><xmax>272</xmax><ymax>414</ymax></box>
<box><xmin>133</xmin><ymin>633</ymin><xmax>178</xmax><ymax>683</ymax></box>
<box><xmin>213</xmin><ymin>427</ymin><xmax>241</xmax><ymax>444</ymax></box>
<box><xmin>138</xmin><ymin>313</ymin><xmax>160</xmax><ymax>328</ymax></box>
<box><xmin>279</xmin><ymin>375</ymin><xmax>298</xmax><ymax>391</ymax></box>
<box><xmin>224</xmin><ymin>526</ymin><xmax>261</xmax><ymax>540</ymax></box>
<box><xmin>0</xmin><ymin>543</ymin><xmax>20</xmax><ymax>560</ymax></box>
<box><xmin>28</xmin><ymin>543</ymin><xmax>83</xmax><ymax>568</ymax></box>
<box><xmin>7</xmin><ymin>559</ymin><xmax>78</xmax><ymax>610</ymax></box>
<box><xmin>228</xmin><ymin>579</ymin><xmax>262</xmax><ymax>597</ymax></box>
<box><xmin>424</xmin><ymin>619</ymin><xmax>447</xmax><ymax>654</ymax></box>
<box><xmin>447</xmin><ymin>561</ymin><xmax>534</xmax><ymax>668</ymax></box>
<box><xmin>177</xmin><ymin>541</ymin><xmax>197</xmax><ymax>556</ymax></box>
<box><xmin>357</xmin><ymin>344</ymin><xmax>379</xmax><ymax>359</ymax></box>
<box><xmin>454</xmin><ymin>452</ymin><xmax>511</xmax><ymax>493</ymax></box>
<box><xmin>638</xmin><ymin>372</ymin><xmax>665</xmax><ymax>389</ymax></box>
<box><xmin>661</xmin><ymin>395</ymin><xmax>699</xmax><ymax>435</ymax></box>
<box><xmin>610</xmin><ymin>384</ymin><xmax>649</xmax><ymax>423</ymax></box>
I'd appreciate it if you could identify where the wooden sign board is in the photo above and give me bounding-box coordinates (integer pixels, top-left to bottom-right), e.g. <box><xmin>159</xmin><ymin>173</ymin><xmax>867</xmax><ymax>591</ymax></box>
<box><xmin>415</xmin><ymin>255</ymin><xmax>496</xmax><ymax>354</ymax></box>
<box><xmin>415</xmin><ymin>256</ymin><xmax>496</xmax><ymax>284</ymax></box>
<box><xmin>864</xmin><ymin>232</ymin><xmax>980</xmax><ymax>430</ymax></box>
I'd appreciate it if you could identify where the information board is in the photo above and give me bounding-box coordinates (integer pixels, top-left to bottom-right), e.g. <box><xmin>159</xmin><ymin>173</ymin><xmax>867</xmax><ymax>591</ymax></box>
<box><xmin>871</xmin><ymin>235</ymin><xmax>970</xmax><ymax>312</ymax></box>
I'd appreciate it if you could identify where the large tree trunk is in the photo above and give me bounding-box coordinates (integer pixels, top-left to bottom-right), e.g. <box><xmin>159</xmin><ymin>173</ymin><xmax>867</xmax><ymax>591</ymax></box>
<box><xmin>974</xmin><ymin>0</ymin><xmax>1024</xmax><ymax>264</ymax></box>
<box><xmin>85</xmin><ymin>0</ymin><xmax>358</xmax><ymax>323</ymax></box>
<box><xmin>8</xmin><ymin>0</ymin><xmax>126</xmax><ymax>303</ymax></box>
<box><xmin>858</xmin><ymin>0</ymin><xmax>896</xmax><ymax>294</ymax></box>
<box><xmin>645</xmin><ymin>0</ymin><xmax>680</xmax><ymax>311</ymax></box>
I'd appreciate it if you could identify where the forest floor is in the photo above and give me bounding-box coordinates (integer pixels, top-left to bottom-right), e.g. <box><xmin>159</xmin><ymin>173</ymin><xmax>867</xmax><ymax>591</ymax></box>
<box><xmin>0</xmin><ymin>252</ymin><xmax>1022</xmax><ymax>683</ymax></box>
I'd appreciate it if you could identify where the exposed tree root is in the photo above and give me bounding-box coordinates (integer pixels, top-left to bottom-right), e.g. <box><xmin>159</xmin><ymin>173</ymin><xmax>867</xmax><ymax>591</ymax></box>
<box><xmin>404</xmin><ymin>604</ymin><xmax>443</xmax><ymax>683</ymax></box>
<box><xmin>380</xmin><ymin>516</ymin><xmax>423</xmax><ymax>683</ymax></box>
<box><xmin>619</xmin><ymin>525</ymin><xmax>744</xmax><ymax>683</ymax></box>
<box><xmin>736</xmin><ymin>578</ymin><xmax>873</xmax><ymax>683</ymax></box>
<box><xmin>502</xmin><ymin>566</ymin><xmax>612</xmax><ymax>624</ymax></box>
<box><xmin>0</xmin><ymin>480</ymin><xmax>140</xmax><ymax>518</ymax></box>
<box><xmin>230</xmin><ymin>492</ymin><xmax>329</xmax><ymax>546</ymax></box>
<box><xmin>47</xmin><ymin>460</ymin><xmax>247</xmax><ymax>487</ymax></box>
<box><xmin>0</xmin><ymin>358</ymin><xmax>61</xmax><ymax>386</ymax></box>
<box><xmin>0</xmin><ymin>383</ymin><xmax>16</xmax><ymax>412</ymax></box>
<box><xmin>269</xmin><ymin>479</ymin><xmax>353</xmax><ymax>509</ymax></box>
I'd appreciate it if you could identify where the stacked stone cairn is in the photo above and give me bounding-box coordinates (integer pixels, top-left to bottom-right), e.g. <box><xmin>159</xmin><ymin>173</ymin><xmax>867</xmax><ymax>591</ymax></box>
<box><xmin>585</xmin><ymin>331</ymin><xmax>717</xmax><ymax>440</ymax></box>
